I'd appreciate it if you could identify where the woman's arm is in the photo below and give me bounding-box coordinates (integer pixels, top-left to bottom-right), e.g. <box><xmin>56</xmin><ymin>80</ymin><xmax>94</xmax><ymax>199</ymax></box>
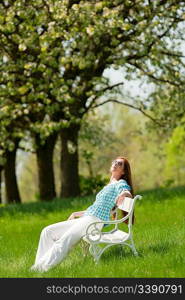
<box><xmin>67</xmin><ymin>210</ymin><xmax>86</xmax><ymax>220</ymax></box>
<box><xmin>116</xmin><ymin>190</ymin><xmax>132</xmax><ymax>206</ymax></box>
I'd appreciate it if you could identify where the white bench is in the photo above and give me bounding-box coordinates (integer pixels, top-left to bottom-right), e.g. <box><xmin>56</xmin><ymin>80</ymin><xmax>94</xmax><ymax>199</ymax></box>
<box><xmin>82</xmin><ymin>194</ymin><xmax>142</xmax><ymax>263</ymax></box>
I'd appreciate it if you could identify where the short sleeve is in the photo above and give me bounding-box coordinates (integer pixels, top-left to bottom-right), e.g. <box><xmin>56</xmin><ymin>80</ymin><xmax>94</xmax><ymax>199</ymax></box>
<box><xmin>115</xmin><ymin>179</ymin><xmax>131</xmax><ymax>195</ymax></box>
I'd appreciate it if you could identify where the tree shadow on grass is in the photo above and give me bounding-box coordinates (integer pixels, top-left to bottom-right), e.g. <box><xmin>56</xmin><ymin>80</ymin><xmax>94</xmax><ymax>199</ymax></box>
<box><xmin>96</xmin><ymin>240</ymin><xmax>175</xmax><ymax>262</ymax></box>
<box><xmin>138</xmin><ymin>185</ymin><xmax>185</xmax><ymax>204</ymax></box>
<box><xmin>148</xmin><ymin>240</ymin><xmax>174</xmax><ymax>255</ymax></box>
<box><xmin>96</xmin><ymin>244</ymin><xmax>140</xmax><ymax>263</ymax></box>
<box><xmin>1</xmin><ymin>185</ymin><xmax>185</xmax><ymax>217</ymax></box>
<box><xmin>0</xmin><ymin>196</ymin><xmax>94</xmax><ymax>217</ymax></box>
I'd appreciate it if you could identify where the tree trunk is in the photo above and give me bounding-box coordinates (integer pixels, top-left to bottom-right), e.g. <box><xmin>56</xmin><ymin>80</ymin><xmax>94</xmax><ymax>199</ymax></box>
<box><xmin>60</xmin><ymin>124</ymin><xmax>80</xmax><ymax>198</ymax></box>
<box><xmin>35</xmin><ymin>133</ymin><xmax>58</xmax><ymax>201</ymax></box>
<box><xmin>4</xmin><ymin>141</ymin><xmax>21</xmax><ymax>204</ymax></box>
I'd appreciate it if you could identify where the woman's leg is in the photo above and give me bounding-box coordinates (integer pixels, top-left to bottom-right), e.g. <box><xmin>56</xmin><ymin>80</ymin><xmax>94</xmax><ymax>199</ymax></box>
<box><xmin>32</xmin><ymin>218</ymin><xmax>78</xmax><ymax>268</ymax></box>
<box><xmin>32</xmin><ymin>215</ymin><xmax>102</xmax><ymax>272</ymax></box>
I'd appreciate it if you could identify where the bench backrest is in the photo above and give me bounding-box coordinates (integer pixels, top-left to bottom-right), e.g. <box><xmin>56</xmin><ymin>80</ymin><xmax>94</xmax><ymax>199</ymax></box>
<box><xmin>117</xmin><ymin>196</ymin><xmax>134</xmax><ymax>213</ymax></box>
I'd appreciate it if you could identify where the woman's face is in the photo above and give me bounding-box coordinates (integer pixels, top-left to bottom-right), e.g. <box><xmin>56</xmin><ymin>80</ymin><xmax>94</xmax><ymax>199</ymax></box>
<box><xmin>110</xmin><ymin>158</ymin><xmax>124</xmax><ymax>179</ymax></box>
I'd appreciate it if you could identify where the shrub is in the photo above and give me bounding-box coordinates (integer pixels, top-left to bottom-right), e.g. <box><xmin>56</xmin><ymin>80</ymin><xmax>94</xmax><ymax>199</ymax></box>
<box><xmin>79</xmin><ymin>174</ymin><xmax>108</xmax><ymax>196</ymax></box>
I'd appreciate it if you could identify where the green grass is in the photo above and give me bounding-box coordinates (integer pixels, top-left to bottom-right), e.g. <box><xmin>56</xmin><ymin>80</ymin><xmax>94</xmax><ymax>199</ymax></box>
<box><xmin>0</xmin><ymin>186</ymin><xmax>185</xmax><ymax>278</ymax></box>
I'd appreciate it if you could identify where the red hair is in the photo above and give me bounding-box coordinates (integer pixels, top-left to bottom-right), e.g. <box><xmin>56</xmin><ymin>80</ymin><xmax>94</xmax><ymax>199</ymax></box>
<box><xmin>113</xmin><ymin>156</ymin><xmax>135</xmax><ymax>225</ymax></box>
<box><xmin>116</xmin><ymin>156</ymin><xmax>134</xmax><ymax>197</ymax></box>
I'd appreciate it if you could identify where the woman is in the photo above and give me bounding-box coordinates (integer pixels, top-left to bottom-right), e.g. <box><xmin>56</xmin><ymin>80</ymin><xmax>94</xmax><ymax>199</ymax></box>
<box><xmin>30</xmin><ymin>156</ymin><xmax>133</xmax><ymax>272</ymax></box>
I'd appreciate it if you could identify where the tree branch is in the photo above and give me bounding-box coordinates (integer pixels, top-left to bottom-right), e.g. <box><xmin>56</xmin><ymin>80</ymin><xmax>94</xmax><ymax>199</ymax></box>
<box><xmin>86</xmin><ymin>82</ymin><xmax>124</xmax><ymax>111</ymax></box>
<box><xmin>159</xmin><ymin>50</ymin><xmax>185</xmax><ymax>58</ymax></box>
<box><xmin>18</xmin><ymin>146</ymin><xmax>36</xmax><ymax>154</ymax></box>
<box><xmin>128</xmin><ymin>61</ymin><xmax>183</xmax><ymax>87</ymax></box>
<box><xmin>90</xmin><ymin>98</ymin><xmax>164</xmax><ymax>127</ymax></box>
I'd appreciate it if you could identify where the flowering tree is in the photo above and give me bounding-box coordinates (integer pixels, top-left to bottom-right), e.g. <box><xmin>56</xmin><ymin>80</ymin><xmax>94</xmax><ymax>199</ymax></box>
<box><xmin>0</xmin><ymin>0</ymin><xmax>185</xmax><ymax>202</ymax></box>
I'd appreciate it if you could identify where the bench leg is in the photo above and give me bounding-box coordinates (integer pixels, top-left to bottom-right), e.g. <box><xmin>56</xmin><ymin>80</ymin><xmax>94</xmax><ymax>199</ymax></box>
<box><xmin>81</xmin><ymin>240</ymin><xmax>89</xmax><ymax>257</ymax></box>
<box><xmin>130</xmin><ymin>237</ymin><xmax>138</xmax><ymax>256</ymax></box>
<box><xmin>89</xmin><ymin>244</ymin><xmax>102</xmax><ymax>263</ymax></box>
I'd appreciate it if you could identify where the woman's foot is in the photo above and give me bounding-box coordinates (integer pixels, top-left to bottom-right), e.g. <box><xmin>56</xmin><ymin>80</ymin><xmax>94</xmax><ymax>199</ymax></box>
<box><xmin>30</xmin><ymin>264</ymin><xmax>50</xmax><ymax>273</ymax></box>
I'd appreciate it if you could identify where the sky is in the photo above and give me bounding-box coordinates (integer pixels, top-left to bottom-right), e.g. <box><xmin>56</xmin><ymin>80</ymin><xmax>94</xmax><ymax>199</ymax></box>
<box><xmin>104</xmin><ymin>67</ymin><xmax>155</xmax><ymax>100</ymax></box>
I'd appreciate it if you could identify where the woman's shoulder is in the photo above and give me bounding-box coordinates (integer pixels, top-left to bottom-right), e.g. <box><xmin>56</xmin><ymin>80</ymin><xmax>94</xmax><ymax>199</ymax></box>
<box><xmin>117</xmin><ymin>179</ymin><xmax>128</xmax><ymax>184</ymax></box>
<box><xmin>116</xmin><ymin>179</ymin><xmax>131</xmax><ymax>189</ymax></box>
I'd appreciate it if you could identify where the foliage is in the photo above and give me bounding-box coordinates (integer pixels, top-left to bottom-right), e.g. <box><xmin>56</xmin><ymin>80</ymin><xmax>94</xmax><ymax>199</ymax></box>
<box><xmin>1</xmin><ymin>0</ymin><xmax>185</xmax><ymax>202</ymax></box>
<box><xmin>1</xmin><ymin>0</ymin><xmax>185</xmax><ymax>156</ymax></box>
<box><xmin>145</xmin><ymin>84</ymin><xmax>185</xmax><ymax>188</ymax></box>
<box><xmin>15</xmin><ymin>105</ymin><xmax>170</xmax><ymax>202</ymax></box>
<box><xmin>80</xmin><ymin>104</ymin><xmax>168</xmax><ymax>192</ymax></box>
<box><xmin>146</xmin><ymin>85</ymin><xmax>185</xmax><ymax>137</ymax></box>
<box><xmin>164</xmin><ymin>126</ymin><xmax>185</xmax><ymax>186</ymax></box>
<box><xmin>79</xmin><ymin>174</ymin><xmax>108</xmax><ymax>196</ymax></box>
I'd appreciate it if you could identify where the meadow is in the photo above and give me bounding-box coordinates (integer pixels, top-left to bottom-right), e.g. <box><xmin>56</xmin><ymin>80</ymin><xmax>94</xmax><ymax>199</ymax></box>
<box><xmin>0</xmin><ymin>186</ymin><xmax>184</xmax><ymax>278</ymax></box>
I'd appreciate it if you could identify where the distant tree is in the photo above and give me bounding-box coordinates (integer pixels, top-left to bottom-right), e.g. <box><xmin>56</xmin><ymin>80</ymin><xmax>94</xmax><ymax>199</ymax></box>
<box><xmin>90</xmin><ymin>104</ymin><xmax>167</xmax><ymax>191</ymax></box>
<box><xmin>146</xmin><ymin>85</ymin><xmax>185</xmax><ymax>137</ymax></box>
<box><xmin>164</xmin><ymin>126</ymin><xmax>185</xmax><ymax>186</ymax></box>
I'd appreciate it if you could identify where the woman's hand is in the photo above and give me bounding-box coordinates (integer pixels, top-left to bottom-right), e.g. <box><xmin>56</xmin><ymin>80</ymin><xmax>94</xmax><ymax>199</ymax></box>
<box><xmin>116</xmin><ymin>191</ymin><xmax>132</xmax><ymax>206</ymax></box>
<box><xmin>116</xmin><ymin>194</ymin><xmax>125</xmax><ymax>206</ymax></box>
<box><xmin>68</xmin><ymin>212</ymin><xmax>76</xmax><ymax>220</ymax></box>
<box><xmin>67</xmin><ymin>211</ymin><xmax>85</xmax><ymax>220</ymax></box>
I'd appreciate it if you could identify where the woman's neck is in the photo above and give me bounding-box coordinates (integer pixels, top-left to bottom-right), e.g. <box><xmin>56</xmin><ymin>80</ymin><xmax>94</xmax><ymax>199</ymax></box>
<box><xmin>109</xmin><ymin>176</ymin><xmax>119</xmax><ymax>183</ymax></box>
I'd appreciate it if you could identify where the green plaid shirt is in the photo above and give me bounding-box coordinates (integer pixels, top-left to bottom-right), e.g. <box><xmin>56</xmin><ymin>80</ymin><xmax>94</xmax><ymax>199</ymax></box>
<box><xmin>84</xmin><ymin>179</ymin><xmax>131</xmax><ymax>221</ymax></box>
